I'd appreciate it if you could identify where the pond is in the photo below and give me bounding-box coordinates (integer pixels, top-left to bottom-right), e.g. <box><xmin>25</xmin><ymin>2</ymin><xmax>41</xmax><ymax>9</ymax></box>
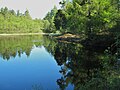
<box><xmin>0</xmin><ymin>35</ymin><xmax>120</xmax><ymax>90</ymax></box>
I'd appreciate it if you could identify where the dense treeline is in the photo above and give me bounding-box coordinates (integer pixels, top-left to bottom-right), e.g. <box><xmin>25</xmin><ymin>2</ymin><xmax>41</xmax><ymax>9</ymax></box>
<box><xmin>43</xmin><ymin>6</ymin><xmax>58</xmax><ymax>33</ymax></box>
<box><xmin>0</xmin><ymin>0</ymin><xmax>119</xmax><ymax>35</ymax></box>
<box><xmin>42</xmin><ymin>1</ymin><xmax>120</xmax><ymax>89</ymax></box>
<box><xmin>44</xmin><ymin>0</ymin><xmax>120</xmax><ymax>38</ymax></box>
<box><xmin>0</xmin><ymin>7</ymin><xmax>44</xmax><ymax>33</ymax></box>
<box><xmin>52</xmin><ymin>0</ymin><xmax>120</xmax><ymax>35</ymax></box>
<box><xmin>44</xmin><ymin>0</ymin><xmax>120</xmax><ymax>59</ymax></box>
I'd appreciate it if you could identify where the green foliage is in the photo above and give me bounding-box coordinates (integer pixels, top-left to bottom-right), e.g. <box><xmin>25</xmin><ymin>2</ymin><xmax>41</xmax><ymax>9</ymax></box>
<box><xmin>0</xmin><ymin>7</ymin><xmax>45</xmax><ymax>33</ymax></box>
<box><xmin>54</xmin><ymin>9</ymin><xmax>67</xmax><ymax>32</ymax></box>
<box><xmin>53</xmin><ymin>0</ymin><xmax>120</xmax><ymax>35</ymax></box>
<box><xmin>43</xmin><ymin>6</ymin><xmax>57</xmax><ymax>33</ymax></box>
<box><xmin>24</xmin><ymin>9</ymin><xmax>32</xmax><ymax>19</ymax></box>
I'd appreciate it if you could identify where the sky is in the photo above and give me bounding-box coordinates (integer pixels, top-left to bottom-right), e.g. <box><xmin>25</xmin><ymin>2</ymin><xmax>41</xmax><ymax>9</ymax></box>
<box><xmin>0</xmin><ymin>0</ymin><xmax>61</xmax><ymax>19</ymax></box>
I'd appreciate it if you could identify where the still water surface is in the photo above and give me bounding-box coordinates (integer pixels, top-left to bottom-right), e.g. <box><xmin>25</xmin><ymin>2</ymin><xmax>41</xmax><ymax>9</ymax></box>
<box><xmin>0</xmin><ymin>35</ymin><xmax>119</xmax><ymax>90</ymax></box>
<box><xmin>0</xmin><ymin>47</ymin><xmax>59</xmax><ymax>90</ymax></box>
<box><xmin>0</xmin><ymin>35</ymin><xmax>73</xmax><ymax>90</ymax></box>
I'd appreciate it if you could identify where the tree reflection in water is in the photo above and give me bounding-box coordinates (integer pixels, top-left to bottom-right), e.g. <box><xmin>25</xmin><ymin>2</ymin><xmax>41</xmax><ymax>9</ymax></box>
<box><xmin>0</xmin><ymin>35</ymin><xmax>44</xmax><ymax>60</ymax></box>
<box><xmin>45</xmin><ymin>41</ymin><xmax>120</xmax><ymax>90</ymax></box>
<box><xmin>0</xmin><ymin>36</ymin><xmax>120</xmax><ymax>90</ymax></box>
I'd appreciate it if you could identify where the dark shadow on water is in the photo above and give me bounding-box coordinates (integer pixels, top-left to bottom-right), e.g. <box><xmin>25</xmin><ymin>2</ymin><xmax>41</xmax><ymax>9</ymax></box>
<box><xmin>44</xmin><ymin>39</ymin><xmax>120</xmax><ymax>90</ymax></box>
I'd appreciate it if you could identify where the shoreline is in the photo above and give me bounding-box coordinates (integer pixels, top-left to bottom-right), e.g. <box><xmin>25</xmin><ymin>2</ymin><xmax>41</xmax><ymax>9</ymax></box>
<box><xmin>0</xmin><ymin>33</ymin><xmax>49</xmax><ymax>36</ymax></box>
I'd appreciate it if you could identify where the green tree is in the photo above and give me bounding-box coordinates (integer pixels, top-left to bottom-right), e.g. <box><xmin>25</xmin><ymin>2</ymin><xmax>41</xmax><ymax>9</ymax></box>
<box><xmin>0</xmin><ymin>7</ymin><xmax>44</xmax><ymax>33</ymax></box>
<box><xmin>24</xmin><ymin>9</ymin><xmax>32</xmax><ymax>19</ymax></box>
<box><xmin>43</xmin><ymin>6</ymin><xmax>57</xmax><ymax>32</ymax></box>
<box><xmin>9</xmin><ymin>9</ymin><xmax>16</xmax><ymax>16</ymax></box>
<box><xmin>54</xmin><ymin>9</ymin><xmax>67</xmax><ymax>33</ymax></box>
<box><xmin>17</xmin><ymin>10</ymin><xmax>20</xmax><ymax>16</ymax></box>
<box><xmin>53</xmin><ymin>0</ymin><xmax>119</xmax><ymax>35</ymax></box>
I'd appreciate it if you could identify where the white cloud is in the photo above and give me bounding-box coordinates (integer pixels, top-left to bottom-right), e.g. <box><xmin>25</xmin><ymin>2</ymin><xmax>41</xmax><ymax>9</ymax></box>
<box><xmin>0</xmin><ymin>0</ymin><xmax>61</xmax><ymax>19</ymax></box>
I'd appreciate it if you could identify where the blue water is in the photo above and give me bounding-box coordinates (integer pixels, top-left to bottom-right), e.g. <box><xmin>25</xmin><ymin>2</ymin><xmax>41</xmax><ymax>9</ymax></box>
<box><xmin>0</xmin><ymin>46</ymin><xmax>64</xmax><ymax>90</ymax></box>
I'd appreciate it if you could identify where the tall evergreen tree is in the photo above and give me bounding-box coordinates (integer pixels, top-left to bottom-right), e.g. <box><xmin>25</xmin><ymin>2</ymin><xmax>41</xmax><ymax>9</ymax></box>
<box><xmin>24</xmin><ymin>9</ymin><xmax>32</xmax><ymax>19</ymax></box>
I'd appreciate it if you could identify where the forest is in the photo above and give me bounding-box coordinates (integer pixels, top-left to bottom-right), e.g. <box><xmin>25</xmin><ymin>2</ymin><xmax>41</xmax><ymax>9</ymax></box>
<box><xmin>44</xmin><ymin>0</ymin><xmax>120</xmax><ymax>58</ymax></box>
<box><xmin>43</xmin><ymin>1</ymin><xmax>120</xmax><ymax>89</ymax></box>
<box><xmin>1</xmin><ymin>0</ymin><xmax>120</xmax><ymax>35</ymax></box>
<box><xmin>0</xmin><ymin>0</ymin><xmax>120</xmax><ymax>89</ymax></box>
<box><xmin>0</xmin><ymin>7</ymin><xmax>45</xmax><ymax>33</ymax></box>
<box><xmin>0</xmin><ymin>0</ymin><xmax>120</xmax><ymax>59</ymax></box>
<box><xmin>0</xmin><ymin>0</ymin><xmax>120</xmax><ymax>61</ymax></box>
<box><xmin>44</xmin><ymin>0</ymin><xmax>120</xmax><ymax>34</ymax></box>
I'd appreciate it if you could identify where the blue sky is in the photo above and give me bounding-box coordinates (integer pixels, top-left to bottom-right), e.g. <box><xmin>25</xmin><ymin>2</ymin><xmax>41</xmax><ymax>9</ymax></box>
<box><xmin>0</xmin><ymin>0</ymin><xmax>61</xmax><ymax>19</ymax></box>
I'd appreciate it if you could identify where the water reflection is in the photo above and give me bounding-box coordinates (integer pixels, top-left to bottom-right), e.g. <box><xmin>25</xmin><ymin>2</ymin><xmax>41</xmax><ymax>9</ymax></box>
<box><xmin>44</xmin><ymin>40</ymin><xmax>120</xmax><ymax>90</ymax></box>
<box><xmin>0</xmin><ymin>35</ymin><xmax>120</xmax><ymax>90</ymax></box>
<box><xmin>0</xmin><ymin>35</ymin><xmax>62</xmax><ymax>90</ymax></box>
<box><xmin>0</xmin><ymin>35</ymin><xmax>44</xmax><ymax>60</ymax></box>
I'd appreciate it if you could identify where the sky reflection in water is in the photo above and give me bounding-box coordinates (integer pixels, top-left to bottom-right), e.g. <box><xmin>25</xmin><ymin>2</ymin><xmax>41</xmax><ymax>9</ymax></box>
<box><xmin>0</xmin><ymin>46</ymin><xmax>64</xmax><ymax>90</ymax></box>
